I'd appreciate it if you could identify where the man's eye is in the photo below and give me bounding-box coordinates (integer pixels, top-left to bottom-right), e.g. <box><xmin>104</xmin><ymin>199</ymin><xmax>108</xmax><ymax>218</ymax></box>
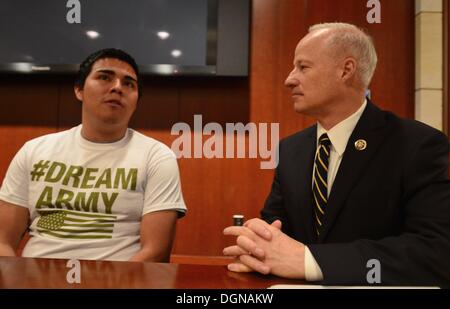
<box><xmin>124</xmin><ymin>81</ymin><xmax>135</xmax><ymax>88</ymax></box>
<box><xmin>99</xmin><ymin>74</ymin><xmax>110</xmax><ymax>81</ymax></box>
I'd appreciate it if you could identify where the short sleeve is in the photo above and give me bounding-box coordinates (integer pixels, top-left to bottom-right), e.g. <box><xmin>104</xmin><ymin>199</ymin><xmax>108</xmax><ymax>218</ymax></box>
<box><xmin>142</xmin><ymin>152</ymin><xmax>186</xmax><ymax>217</ymax></box>
<box><xmin>0</xmin><ymin>144</ymin><xmax>30</xmax><ymax>208</ymax></box>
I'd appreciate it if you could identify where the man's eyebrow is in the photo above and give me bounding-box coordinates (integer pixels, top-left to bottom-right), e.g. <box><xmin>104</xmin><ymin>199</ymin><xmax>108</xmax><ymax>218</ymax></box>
<box><xmin>95</xmin><ymin>69</ymin><xmax>137</xmax><ymax>83</ymax></box>
<box><xmin>95</xmin><ymin>69</ymin><xmax>114</xmax><ymax>75</ymax></box>
<box><xmin>295</xmin><ymin>59</ymin><xmax>313</xmax><ymax>65</ymax></box>
<box><xmin>123</xmin><ymin>75</ymin><xmax>138</xmax><ymax>83</ymax></box>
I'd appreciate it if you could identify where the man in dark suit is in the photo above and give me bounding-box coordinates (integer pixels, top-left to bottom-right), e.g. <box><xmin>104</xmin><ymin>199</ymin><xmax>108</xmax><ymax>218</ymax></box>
<box><xmin>223</xmin><ymin>22</ymin><xmax>450</xmax><ymax>286</ymax></box>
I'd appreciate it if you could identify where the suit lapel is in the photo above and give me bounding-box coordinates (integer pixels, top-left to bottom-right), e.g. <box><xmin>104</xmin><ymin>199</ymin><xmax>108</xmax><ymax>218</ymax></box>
<box><xmin>290</xmin><ymin>126</ymin><xmax>317</xmax><ymax>243</ymax></box>
<box><xmin>319</xmin><ymin>102</ymin><xmax>389</xmax><ymax>242</ymax></box>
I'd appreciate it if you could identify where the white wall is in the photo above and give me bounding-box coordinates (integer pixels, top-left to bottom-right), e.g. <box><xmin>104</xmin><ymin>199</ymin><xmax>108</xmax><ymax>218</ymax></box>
<box><xmin>415</xmin><ymin>0</ymin><xmax>444</xmax><ymax>131</ymax></box>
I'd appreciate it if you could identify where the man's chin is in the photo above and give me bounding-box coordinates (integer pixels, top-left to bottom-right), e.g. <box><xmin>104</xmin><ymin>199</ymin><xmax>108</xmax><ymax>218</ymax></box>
<box><xmin>100</xmin><ymin>116</ymin><xmax>123</xmax><ymax>126</ymax></box>
<box><xmin>293</xmin><ymin>101</ymin><xmax>307</xmax><ymax>114</ymax></box>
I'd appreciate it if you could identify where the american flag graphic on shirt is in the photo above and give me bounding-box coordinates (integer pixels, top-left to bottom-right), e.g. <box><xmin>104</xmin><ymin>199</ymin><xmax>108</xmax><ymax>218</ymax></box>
<box><xmin>36</xmin><ymin>209</ymin><xmax>116</xmax><ymax>239</ymax></box>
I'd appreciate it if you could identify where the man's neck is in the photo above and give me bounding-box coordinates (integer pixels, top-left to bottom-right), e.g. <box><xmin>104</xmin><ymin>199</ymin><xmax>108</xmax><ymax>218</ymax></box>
<box><xmin>317</xmin><ymin>94</ymin><xmax>366</xmax><ymax>130</ymax></box>
<box><xmin>81</xmin><ymin>122</ymin><xmax>127</xmax><ymax>143</ymax></box>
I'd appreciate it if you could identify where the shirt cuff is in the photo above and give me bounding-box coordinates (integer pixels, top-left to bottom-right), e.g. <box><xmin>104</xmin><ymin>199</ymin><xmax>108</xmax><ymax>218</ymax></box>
<box><xmin>304</xmin><ymin>245</ymin><xmax>324</xmax><ymax>281</ymax></box>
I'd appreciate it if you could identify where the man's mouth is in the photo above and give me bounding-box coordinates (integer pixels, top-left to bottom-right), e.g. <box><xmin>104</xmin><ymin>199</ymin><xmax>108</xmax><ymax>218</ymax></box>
<box><xmin>291</xmin><ymin>92</ymin><xmax>304</xmax><ymax>97</ymax></box>
<box><xmin>104</xmin><ymin>99</ymin><xmax>123</xmax><ymax>107</ymax></box>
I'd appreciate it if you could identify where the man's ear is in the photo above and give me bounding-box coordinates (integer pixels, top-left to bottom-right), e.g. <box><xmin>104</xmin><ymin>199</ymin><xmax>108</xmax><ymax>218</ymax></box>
<box><xmin>74</xmin><ymin>86</ymin><xmax>83</xmax><ymax>102</ymax></box>
<box><xmin>341</xmin><ymin>57</ymin><xmax>357</xmax><ymax>82</ymax></box>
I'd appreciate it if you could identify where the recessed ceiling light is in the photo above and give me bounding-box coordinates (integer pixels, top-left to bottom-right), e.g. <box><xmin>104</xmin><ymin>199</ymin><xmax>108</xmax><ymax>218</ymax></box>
<box><xmin>171</xmin><ymin>50</ymin><xmax>182</xmax><ymax>58</ymax></box>
<box><xmin>86</xmin><ymin>30</ymin><xmax>100</xmax><ymax>39</ymax></box>
<box><xmin>157</xmin><ymin>31</ymin><xmax>170</xmax><ymax>40</ymax></box>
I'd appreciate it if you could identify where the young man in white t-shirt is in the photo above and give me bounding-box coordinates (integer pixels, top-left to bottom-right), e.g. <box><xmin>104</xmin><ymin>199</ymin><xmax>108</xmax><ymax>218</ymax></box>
<box><xmin>0</xmin><ymin>48</ymin><xmax>186</xmax><ymax>262</ymax></box>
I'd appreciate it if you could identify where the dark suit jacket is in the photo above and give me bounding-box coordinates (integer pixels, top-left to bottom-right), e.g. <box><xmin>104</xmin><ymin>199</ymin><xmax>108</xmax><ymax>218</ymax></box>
<box><xmin>261</xmin><ymin>101</ymin><xmax>450</xmax><ymax>286</ymax></box>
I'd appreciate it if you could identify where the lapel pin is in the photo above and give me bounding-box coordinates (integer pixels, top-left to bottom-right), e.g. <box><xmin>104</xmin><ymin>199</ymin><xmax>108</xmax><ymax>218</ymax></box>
<box><xmin>354</xmin><ymin>139</ymin><xmax>367</xmax><ymax>151</ymax></box>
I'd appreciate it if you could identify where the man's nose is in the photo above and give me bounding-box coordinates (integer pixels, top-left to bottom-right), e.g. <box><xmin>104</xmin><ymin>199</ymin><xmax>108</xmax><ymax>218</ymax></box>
<box><xmin>284</xmin><ymin>70</ymin><xmax>298</xmax><ymax>88</ymax></box>
<box><xmin>111</xmin><ymin>78</ymin><xmax>123</xmax><ymax>93</ymax></box>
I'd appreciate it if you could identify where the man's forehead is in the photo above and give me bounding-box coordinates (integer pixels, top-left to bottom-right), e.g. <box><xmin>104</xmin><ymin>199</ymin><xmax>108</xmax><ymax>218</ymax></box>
<box><xmin>91</xmin><ymin>58</ymin><xmax>137</xmax><ymax>78</ymax></box>
<box><xmin>297</xmin><ymin>29</ymin><xmax>330</xmax><ymax>49</ymax></box>
<box><xmin>294</xmin><ymin>30</ymin><xmax>331</xmax><ymax>59</ymax></box>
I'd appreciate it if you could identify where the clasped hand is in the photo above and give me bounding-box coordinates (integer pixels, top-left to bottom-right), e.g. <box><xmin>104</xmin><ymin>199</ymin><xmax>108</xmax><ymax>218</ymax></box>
<box><xmin>223</xmin><ymin>218</ymin><xmax>306</xmax><ymax>279</ymax></box>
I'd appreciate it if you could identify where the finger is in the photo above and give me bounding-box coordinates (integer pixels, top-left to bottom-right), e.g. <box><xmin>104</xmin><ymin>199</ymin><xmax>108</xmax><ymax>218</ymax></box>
<box><xmin>227</xmin><ymin>261</ymin><xmax>254</xmax><ymax>273</ymax></box>
<box><xmin>245</xmin><ymin>219</ymin><xmax>272</xmax><ymax>241</ymax></box>
<box><xmin>223</xmin><ymin>245</ymin><xmax>249</xmax><ymax>256</ymax></box>
<box><xmin>236</xmin><ymin>235</ymin><xmax>265</xmax><ymax>259</ymax></box>
<box><xmin>224</xmin><ymin>226</ymin><xmax>261</xmax><ymax>245</ymax></box>
<box><xmin>239</xmin><ymin>254</ymin><xmax>270</xmax><ymax>275</ymax></box>
<box><xmin>271</xmin><ymin>219</ymin><xmax>282</xmax><ymax>230</ymax></box>
<box><xmin>223</xmin><ymin>226</ymin><xmax>250</xmax><ymax>237</ymax></box>
<box><xmin>243</xmin><ymin>218</ymin><xmax>263</xmax><ymax>226</ymax></box>
<box><xmin>243</xmin><ymin>218</ymin><xmax>267</xmax><ymax>228</ymax></box>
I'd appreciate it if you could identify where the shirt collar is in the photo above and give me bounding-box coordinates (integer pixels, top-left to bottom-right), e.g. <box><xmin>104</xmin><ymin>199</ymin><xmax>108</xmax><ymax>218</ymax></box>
<box><xmin>317</xmin><ymin>99</ymin><xmax>367</xmax><ymax>156</ymax></box>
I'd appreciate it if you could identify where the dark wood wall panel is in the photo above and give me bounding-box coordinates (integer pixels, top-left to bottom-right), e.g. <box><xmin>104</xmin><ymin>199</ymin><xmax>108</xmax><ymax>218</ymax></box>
<box><xmin>0</xmin><ymin>0</ymin><xmax>415</xmax><ymax>257</ymax></box>
<box><xmin>0</xmin><ymin>76</ymin><xmax>60</xmax><ymax>183</ymax></box>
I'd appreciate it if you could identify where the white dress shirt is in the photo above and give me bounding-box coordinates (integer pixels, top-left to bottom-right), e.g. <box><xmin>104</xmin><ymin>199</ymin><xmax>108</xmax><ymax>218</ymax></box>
<box><xmin>304</xmin><ymin>100</ymin><xmax>367</xmax><ymax>281</ymax></box>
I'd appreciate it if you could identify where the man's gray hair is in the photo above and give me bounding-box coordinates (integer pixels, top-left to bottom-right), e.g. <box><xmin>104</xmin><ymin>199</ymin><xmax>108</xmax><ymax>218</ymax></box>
<box><xmin>309</xmin><ymin>23</ymin><xmax>378</xmax><ymax>88</ymax></box>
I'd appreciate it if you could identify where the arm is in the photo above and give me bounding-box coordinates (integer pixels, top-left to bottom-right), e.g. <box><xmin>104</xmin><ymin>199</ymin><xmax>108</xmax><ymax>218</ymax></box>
<box><xmin>132</xmin><ymin>149</ymin><xmax>186</xmax><ymax>262</ymax></box>
<box><xmin>260</xmin><ymin>140</ymin><xmax>293</xmax><ymax>235</ymax></box>
<box><xmin>130</xmin><ymin>210</ymin><xmax>178</xmax><ymax>262</ymax></box>
<box><xmin>0</xmin><ymin>200</ymin><xmax>29</xmax><ymax>256</ymax></box>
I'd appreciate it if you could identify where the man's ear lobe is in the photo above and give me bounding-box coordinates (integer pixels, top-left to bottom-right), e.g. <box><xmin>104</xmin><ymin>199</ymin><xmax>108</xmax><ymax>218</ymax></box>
<box><xmin>74</xmin><ymin>86</ymin><xmax>83</xmax><ymax>101</ymax></box>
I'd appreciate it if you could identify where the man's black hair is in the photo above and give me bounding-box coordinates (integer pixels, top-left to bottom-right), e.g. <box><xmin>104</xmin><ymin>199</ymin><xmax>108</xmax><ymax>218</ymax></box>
<box><xmin>75</xmin><ymin>48</ymin><xmax>142</xmax><ymax>98</ymax></box>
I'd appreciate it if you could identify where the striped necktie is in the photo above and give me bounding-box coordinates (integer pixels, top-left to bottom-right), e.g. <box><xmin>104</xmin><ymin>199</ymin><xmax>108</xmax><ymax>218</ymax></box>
<box><xmin>312</xmin><ymin>133</ymin><xmax>331</xmax><ymax>236</ymax></box>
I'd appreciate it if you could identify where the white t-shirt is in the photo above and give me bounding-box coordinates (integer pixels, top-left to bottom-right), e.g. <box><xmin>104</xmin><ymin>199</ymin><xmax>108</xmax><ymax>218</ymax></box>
<box><xmin>0</xmin><ymin>125</ymin><xmax>186</xmax><ymax>261</ymax></box>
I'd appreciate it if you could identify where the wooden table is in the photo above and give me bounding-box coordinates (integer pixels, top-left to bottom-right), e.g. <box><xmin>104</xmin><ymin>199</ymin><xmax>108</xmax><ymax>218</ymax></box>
<box><xmin>0</xmin><ymin>256</ymin><xmax>305</xmax><ymax>288</ymax></box>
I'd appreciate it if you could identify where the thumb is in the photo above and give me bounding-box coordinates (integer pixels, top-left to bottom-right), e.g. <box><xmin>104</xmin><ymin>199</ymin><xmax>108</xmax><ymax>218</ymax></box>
<box><xmin>271</xmin><ymin>219</ymin><xmax>282</xmax><ymax>230</ymax></box>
